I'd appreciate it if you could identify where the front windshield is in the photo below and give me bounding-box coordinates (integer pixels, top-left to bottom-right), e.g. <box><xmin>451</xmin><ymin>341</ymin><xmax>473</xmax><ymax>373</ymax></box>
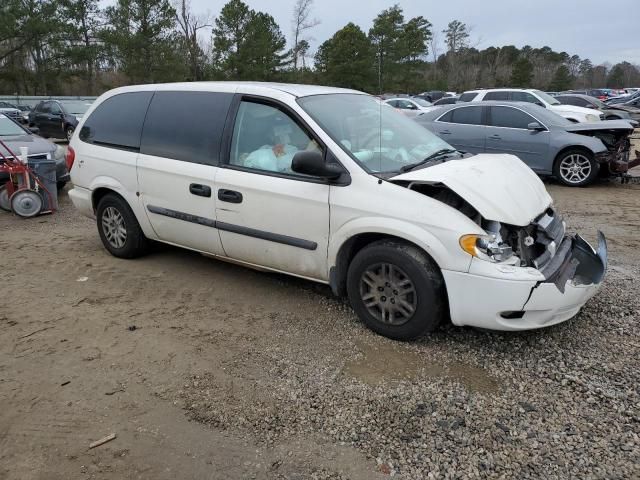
<box><xmin>412</xmin><ymin>98</ymin><xmax>432</xmax><ymax>107</ymax></box>
<box><xmin>533</xmin><ymin>90</ymin><xmax>561</xmax><ymax>106</ymax></box>
<box><xmin>298</xmin><ymin>94</ymin><xmax>453</xmax><ymax>173</ymax></box>
<box><xmin>0</xmin><ymin>115</ymin><xmax>27</xmax><ymax>136</ymax></box>
<box><xmin>59</xmin><ymin>101</ymin><xmax>93</xmax><ymax>115</ymax></box>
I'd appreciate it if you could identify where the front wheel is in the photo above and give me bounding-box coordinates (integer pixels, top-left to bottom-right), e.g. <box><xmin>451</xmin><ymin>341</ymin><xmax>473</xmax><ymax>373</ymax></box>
<box><xmin>346</xmin><ymin>240</ymin><xmax>446</xmax><ymax>340</ymax></box>
<box><xmin>65</xmin><ymin>126</ymin><xmax>74</xmax><ymax>141</ymax></box>
<box><xmin>553</xmin><ymin>149</ymin><xmax>599</xmax><ymax>187</ymax></box>
<box><xmin>96</xmin><ymin>194</ymin><xmax>150</xmax><ymax>258</ymax></box>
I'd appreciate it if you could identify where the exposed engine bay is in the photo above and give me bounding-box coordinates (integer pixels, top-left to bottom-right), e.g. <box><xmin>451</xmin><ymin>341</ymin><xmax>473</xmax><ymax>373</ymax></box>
<box><xmin>570</xmin><ymin>126</ymin><xmax>639</xmax><ymax>173</ymax></box>
<box><xmin>401</xmin><ymin>182</ymin><xmax>607</xmax><ymax>291</ymax></box>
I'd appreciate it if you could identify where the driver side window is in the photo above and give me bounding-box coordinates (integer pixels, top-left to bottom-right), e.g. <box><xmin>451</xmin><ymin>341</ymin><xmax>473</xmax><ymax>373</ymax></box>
<box><xmin>229</xmin><ymin>101</ymin><xmax>322</xmax><ymax>175</ymax></box>
<box><xmin>49</xmin><ymin>102</ymin><xmax>61</xmax><ymax>114</ymax></box>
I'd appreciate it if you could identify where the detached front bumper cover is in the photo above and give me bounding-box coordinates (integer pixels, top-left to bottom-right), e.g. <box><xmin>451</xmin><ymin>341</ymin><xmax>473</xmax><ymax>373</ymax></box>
<box><xmin>542</xmin><ymin>231</ymin><xmax>607</xmax><ymax>293</ymax></box>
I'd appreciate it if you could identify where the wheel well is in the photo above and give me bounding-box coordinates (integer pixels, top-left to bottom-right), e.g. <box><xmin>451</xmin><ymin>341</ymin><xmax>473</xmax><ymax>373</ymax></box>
<box><xmin>553</xmin><ymin>146</ymin><xmax>594</xmax><ymax>169</ymax></box>
<box><xmin>92</xmin><ymin>187</ymin><xmax>121</xmax><ymax>213</ymax></box>
<box><xmin>330</xmin><ymin>233</ymin><xmax>441</xmax><ymax>297</ymax></box>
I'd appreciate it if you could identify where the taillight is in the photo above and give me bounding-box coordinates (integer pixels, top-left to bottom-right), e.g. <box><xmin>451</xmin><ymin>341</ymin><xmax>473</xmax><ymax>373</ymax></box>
<box><xmin>65</xmin><ymin>145</ymin><xmax>75</xmax><ymax>171</ymax></box>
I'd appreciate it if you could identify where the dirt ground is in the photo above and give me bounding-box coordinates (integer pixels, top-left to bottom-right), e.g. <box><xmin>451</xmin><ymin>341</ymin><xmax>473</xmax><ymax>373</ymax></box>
<box><xmin>1</xmin><ymin>172</ymin><xmax>639</xmax><ymax>479</ymax></box>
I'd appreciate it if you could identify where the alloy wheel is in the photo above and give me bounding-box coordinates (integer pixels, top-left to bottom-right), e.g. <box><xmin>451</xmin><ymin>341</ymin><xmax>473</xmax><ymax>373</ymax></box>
<box><xmin>559</xmin><ymin>153</ymin><xmax>592</xmax><ymax>184</ymax></box>
<box><xmin>359</xmin><ymin>262</ymin><xmax>417</xmax><ymax>325</ymax></box>
<box><xmin>101</xmin><ymin>206</ymin><xmax>127</xmax><ymax>248</ymax></box>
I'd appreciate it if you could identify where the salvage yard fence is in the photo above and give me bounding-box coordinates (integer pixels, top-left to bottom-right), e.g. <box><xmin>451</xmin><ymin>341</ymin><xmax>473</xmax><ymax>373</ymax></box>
<box><xmin>0</xmin><ymin>95</ymin><xmax>98</xmax><ymax>108</ymax></box>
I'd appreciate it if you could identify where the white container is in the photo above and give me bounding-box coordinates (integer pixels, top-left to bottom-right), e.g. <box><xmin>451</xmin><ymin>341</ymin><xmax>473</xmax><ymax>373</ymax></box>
<box><xmin>19</xmin><ymin>146</ymin><xmax>28</xmax><ymax>164</ymax></box>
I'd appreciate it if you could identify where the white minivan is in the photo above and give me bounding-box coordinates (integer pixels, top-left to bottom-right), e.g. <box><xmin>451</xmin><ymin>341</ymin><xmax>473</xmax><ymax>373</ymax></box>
<box><xmin>67</xmin><ymin>82</ymin><xmax>607</xmax><ymax>340</ymax></box>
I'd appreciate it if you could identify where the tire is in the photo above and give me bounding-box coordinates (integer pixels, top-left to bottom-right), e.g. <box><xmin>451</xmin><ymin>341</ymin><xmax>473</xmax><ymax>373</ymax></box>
<box><xmin>96</xmin><ymin>193</ymin><xmax>149</xmax><ymax>258</ymax></box>
<box><xmin>0</xmin><ymin>184</ymin><xmax>10</xmax><ymax>211</ymax></box>
<box><xmin>346</xmin><ymin>240</ymin><xmax>446</xmax><ymax>340</ymax></box>
<box><xmin>553</xmin><ymin>149</ymin><xmax>599</xmax><ymax>187</ymax></box>
<box><xmin>65</xmin><ymin>126</ymin><xmax>74</xmax><ymax>141</ymax></box>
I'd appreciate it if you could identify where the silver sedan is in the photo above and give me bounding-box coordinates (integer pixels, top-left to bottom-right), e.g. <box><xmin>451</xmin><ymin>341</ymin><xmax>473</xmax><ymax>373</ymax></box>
<box><xmin>415</xmin><ymin>101</ymin><xmax>637</xmax><ymax>186</ymax></box>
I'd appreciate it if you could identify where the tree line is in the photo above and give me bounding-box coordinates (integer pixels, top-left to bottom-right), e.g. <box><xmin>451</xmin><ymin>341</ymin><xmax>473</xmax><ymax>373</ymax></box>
<box><xmin>1</xmin><ymin>0</ymin><xmax>639</xmax><ymax>96</ymax></box>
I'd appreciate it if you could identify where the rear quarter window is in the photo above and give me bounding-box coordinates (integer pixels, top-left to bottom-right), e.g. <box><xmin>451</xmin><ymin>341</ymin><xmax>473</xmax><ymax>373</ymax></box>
<box><xmin>484</xmin><ymin>91</ymin><xmax>510</xmax><ymax>101</ymax></box>
<box><xmin>458</xmin><ymin>92</ymin><xmax>479</xmax><ymax>102</ymax></box>
<box><xmin>79</xmin><ymin>92</ymin><xmax>154</xmax><ymax>150</ymax></box>
<box><xmin>140</xmin><ymin>91</ymin><xmax>233</xmax><ymax>165</ymax></box>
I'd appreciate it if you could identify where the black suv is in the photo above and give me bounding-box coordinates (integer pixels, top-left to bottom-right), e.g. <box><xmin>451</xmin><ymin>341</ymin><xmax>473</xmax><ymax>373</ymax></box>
<box><xmin>28</xmin><ymin>100</ymin><xmax>92</xmax><ymax>141</ymax></box>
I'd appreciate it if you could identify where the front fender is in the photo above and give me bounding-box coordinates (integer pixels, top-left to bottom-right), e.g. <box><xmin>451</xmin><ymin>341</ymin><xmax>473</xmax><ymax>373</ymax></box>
<box><xmin>328</xmin><ymin>216</ymin><xmax>474</xmax><ymax>275</ymax></box>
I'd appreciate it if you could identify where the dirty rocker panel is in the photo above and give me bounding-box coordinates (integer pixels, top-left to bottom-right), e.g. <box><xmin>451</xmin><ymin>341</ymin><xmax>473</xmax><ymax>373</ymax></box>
<box><xmin>146</xmin><ymin>205</ymin><xmax>318</xmax><ymax>251</ymax></box>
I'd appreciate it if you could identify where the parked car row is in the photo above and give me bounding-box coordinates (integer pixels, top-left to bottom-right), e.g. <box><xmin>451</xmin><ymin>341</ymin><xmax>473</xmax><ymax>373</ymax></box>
<box><xmin>415</xmin><ymin>101</ymin><xmax>637</xmax><ymax>187</ymax></box>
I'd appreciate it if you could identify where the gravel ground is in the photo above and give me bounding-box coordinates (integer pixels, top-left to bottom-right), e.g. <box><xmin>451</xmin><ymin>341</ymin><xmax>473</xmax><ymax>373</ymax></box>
<box><xmin>1</xmin><ymin>178</ymin><xmax>639</xmax><ymax>479</ymax></box>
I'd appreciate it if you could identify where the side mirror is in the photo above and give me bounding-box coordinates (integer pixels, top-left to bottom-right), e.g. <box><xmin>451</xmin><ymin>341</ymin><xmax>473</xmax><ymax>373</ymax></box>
<box><xmin>535</xmin><ymin>102</ymin><xmax>545</xmax><ymax>108</ymax></box>
<box><xmin>291</xmin><ymin>150</ymin><xmax>344</xmax><ymax>180</ymax></box>
<box><xmin>28</xmin><ymin>126</ymin><xmax>40</xmax><ymax>135</ymax></box>
<box><xmin>527</xmin><ymin>122</ymin><xmax>545</xmax><ymax>131</ymax></box>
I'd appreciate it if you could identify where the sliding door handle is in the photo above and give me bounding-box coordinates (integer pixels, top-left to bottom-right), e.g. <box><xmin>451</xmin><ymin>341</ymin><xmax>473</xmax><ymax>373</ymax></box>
<box><xmin>189</xmin><ymin>183</ymin><xmax>211</xmax><ymax>197</ymax></box>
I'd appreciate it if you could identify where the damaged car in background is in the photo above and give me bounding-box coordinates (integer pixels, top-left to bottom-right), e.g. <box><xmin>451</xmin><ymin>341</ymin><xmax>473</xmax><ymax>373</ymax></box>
<box><xmin>416</xmin><ymin>101</ymin><xmax>638</xmax><ymax>186</ymax></box>
<box><xmin>69</xmin><ymin>84</ymin><xmax>606</xmax><ymax>341</ymax></box>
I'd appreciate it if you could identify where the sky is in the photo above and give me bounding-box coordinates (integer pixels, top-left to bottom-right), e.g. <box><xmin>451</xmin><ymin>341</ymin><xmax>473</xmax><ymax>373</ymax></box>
<box><xmin>181</xmin><ymin>0</ymin><xmax>640</xmax><ymax>66</ymax></box>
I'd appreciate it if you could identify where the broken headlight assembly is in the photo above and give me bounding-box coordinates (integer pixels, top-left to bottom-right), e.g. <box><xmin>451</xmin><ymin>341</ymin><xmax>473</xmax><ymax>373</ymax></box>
<box><xmin>459</xmin><ymin>221</ymin><xmax>515</xmax><ymax>263</ymax></box>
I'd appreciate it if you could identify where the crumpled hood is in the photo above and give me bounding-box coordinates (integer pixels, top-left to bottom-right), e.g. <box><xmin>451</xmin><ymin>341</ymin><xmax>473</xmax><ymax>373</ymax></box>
<box><xmin>608</xmin><ymin>104</ymin><xmax>640</xmax><ymax>114</ymax></box>
<box><xmin>563</xmin><ymin>119</ymin><xmax>635</xmax><ymax>133</ymax></box>
<box><xmin>390</xmin><ymin>154</ymin><xmax>552</xmax><ymax>227</ymax></box>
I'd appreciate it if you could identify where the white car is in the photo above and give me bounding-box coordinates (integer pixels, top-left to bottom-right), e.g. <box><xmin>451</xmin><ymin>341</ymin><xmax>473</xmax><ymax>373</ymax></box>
<box><xmin>67</xmin><ymin>82</ymin><xmax>607</xmax><ymax>340</ymax></box>
<box><xmin>462</xmin><ymin>88</ymin><xmax>604</xmax><ymax>123</ymax></box>
<box><xmin>384</xmin><ymin>98</ymin><xmax>437</xmax><ymax>117</ymax></box>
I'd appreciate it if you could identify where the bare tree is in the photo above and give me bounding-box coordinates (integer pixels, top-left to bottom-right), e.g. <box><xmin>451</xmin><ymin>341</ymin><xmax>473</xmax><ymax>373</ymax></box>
<box><xmin>291</xmin><ymin>0</ymin><xmax>319</xmax><ymax>71</ymax></box>
<box><xmin>429</xmin><ymin>30</ymin><xmax>440</xmax><ymax>64</ymax></box>
<box><xmin>175</xmin><ymin>0</ymin><xmax>211</xmax><ymax>80</ymax></box>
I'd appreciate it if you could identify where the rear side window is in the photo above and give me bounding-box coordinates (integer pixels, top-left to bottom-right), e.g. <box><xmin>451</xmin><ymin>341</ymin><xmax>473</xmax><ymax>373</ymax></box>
<box><xmin>458</xmin><ymin>92</ymin><xmax>479</xmax><ymax>102</ymax></box>
<box><xmin>80</xmin><ymin>92</ymin><xmax>153</xmax><ymax>150</ymax></box>
<box><xmin>556</xmin><ymin>96</ymin><xmax>579</xmax><ymax>106</ymax></box>
<box><xmin>450</xmin><ymin>106</ymin><xmax>483</xmax><ymax>125</ymax></box>
<box><xmin>511</xmin><ymin>91</ymin><xmax>539</xmax><ymax>104</ymax></box>
<box><xmin>484</xmin><ymin>91</ymin><xmax>510</xmax><ymax>101</ymax></box>
<box><xmin>489</xmin><ymin>106</ymin><xmax>536</xmax><ymax>129</ymax></box>
<box><xmin>140</xmin><ymin>91</ymin><xmax>233</xmax><ymax>165</ymax></box>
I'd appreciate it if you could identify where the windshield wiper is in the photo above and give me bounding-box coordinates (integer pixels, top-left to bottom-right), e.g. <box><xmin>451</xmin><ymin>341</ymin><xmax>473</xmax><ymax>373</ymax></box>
<box><xmin>400</xmin><ymin>148</ymin><xmax>459</xmax><ymax>172</ymax></box>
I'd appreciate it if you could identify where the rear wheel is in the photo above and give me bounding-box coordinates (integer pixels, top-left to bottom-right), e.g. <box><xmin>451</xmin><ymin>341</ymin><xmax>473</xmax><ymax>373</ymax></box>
<box><xmin>96</xmin><ymin>193</ymin><xmax>149</xmax><ymax>258</ymax></box>
<box><xmin>346</xmin><ymin>240</ymin><xmax>446</xmax><ymax>340</ymax></box>
<box><xmin>553</xmin><ymin>149</ymin><xmax>599</xmax><ymax>187</ymax></box>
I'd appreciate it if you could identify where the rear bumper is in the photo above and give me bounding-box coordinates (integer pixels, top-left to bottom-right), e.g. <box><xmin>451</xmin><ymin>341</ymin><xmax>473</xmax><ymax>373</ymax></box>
<box><xmin>443</xmin><ymin>232</ymin><xmax>607</xmax><ymax>331</ymax></box>
<box><xmin>68</xmin><ymin>185</ymin><xmax>94</xmax><ymax>218</ymax></box>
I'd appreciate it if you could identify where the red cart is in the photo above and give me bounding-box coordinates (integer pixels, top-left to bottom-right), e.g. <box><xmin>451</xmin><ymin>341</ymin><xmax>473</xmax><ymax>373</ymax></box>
<box><xmin>0</xmin><ymin>140</ymin><xmax>55</xmax><ymax>218</ymax></box>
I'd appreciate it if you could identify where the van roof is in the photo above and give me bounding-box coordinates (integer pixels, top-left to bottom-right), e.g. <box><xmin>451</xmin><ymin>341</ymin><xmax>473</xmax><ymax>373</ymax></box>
<box><xmin>109</xmin><ymin>81</ymin><xmax>363</xmax><ymax>98</ymax></box>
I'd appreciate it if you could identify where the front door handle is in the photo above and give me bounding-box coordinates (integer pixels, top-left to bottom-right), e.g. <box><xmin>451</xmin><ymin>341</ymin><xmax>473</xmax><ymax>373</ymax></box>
<box><xmin>218</xmin><ymin>189</ymin><xmax>243</xmax><ymax>204</ymax></box>
<box><xmin>189</xmin><ymin>183</ymin><xmax>211</xmax><ymax>197</ymax></box>
<box><xmin>439</xmin><ymin>130</ymin><xmax>452</xmax><ymax>135</ymax></box>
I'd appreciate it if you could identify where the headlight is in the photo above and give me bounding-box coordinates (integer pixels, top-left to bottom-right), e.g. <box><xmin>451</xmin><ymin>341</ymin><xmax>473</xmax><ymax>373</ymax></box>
<box><xmin>460</xmin><ymin>233</ymin><xmax>514</xmax><ymax>263</ymax></box>
<box><xmin>585</xmin><ymin>114</ymin><xmax>599</xmax><ymax>122</ymax></box>
<box><xmin>54</xmin><ymin>144</ymin><xmax>65</xmax><ymax>160</ymax></box>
